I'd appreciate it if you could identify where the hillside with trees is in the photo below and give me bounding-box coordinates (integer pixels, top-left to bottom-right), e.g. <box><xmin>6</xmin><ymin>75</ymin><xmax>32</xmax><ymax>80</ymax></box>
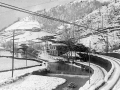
<box><xmin>30</xmin><ymin>0</ymin><xmax>120</xmax><ymax>53</ymax></box>
<box><xmin>1</xmin><ymin>0</ymin><xmax>120</xmax><ymax>53</ymax></box>
<box><xmin>31</xmin><ymin>0</ymin><xmax>109</xmax><ymax>33</ymax></box>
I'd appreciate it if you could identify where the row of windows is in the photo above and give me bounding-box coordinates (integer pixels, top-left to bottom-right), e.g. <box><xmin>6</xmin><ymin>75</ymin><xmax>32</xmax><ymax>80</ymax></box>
<box><xmin>49</xmin><ymin>50</ymin><xmax>58</xmax><ymax>56</ymax></box>
<box><xmin>49</xmin><ymin>44</ymin><xmax>56</xmax><ymax>50</ymax></box>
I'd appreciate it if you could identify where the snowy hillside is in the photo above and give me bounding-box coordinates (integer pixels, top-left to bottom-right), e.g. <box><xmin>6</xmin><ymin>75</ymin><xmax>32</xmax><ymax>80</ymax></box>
<box><xmin>5</xmin><ymin>16</ymin><xmax>42</xmax><ymax>31</ymax></box>
<box><xmin>1</xmin><ymin>16</ymin><xmax>55</xmax><ymax>43</ymax></box>
<box><xmin>1</xmin><ymin>0</ymin><xmax>120</xmax><ymax>52</ymax></box>
<box><xmin>76</xmin><ymin>1</ymin><xmax>120</xmax><ymax>52</ymax></box>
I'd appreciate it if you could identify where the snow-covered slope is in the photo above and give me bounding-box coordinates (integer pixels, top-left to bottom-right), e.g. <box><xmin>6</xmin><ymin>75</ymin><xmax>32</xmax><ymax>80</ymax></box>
<box><xmin>76</xmin><ymin>1</ymin><xmax>120</xmax><ymax>52</ymax></box>
<box><xmin>5</xmin><ymin>17</ymin><xmax>42</xmax><ymax>31</ymax></box>
<box><xmin>6</xmin><ymin>31</ymin><xmax>55</xmax><ymax>42</ymax></box>
<box><xmin>1</xmin><ymin>16</ymin><xmax>55</xmax><ymax>43</ymax></box>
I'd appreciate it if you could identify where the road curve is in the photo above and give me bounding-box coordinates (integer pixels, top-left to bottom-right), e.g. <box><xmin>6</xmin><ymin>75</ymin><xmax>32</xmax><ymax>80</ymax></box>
<box><xmin>75</xmin><ymin>61</ymin><xmax>107</xmax><ymax>90</ymax></box>
<box><xmin>91</xmin><ymin>54</ymin><xmax>120</xmax><ymax>90</ymax></box>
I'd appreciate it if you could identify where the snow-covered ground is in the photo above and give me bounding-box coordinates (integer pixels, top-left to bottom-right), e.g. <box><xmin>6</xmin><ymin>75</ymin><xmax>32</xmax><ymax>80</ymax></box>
<box><xmin>113</xmin><ymin>49</ymin><xmax>120</xmax><ymax>53</ymax></box>
<box><xmin>0</xmin><ymin>51</ymin><xmax>40</xmax><ymax>71</ymax></box>
<box><xmin>0</xmin><ymin>75</ymin><xmax>66</xmax><ymax>90</ymax></box>
<box><xmin>0</xmin><ymin>57</ymin><xmax>40</xmax><ymax>71</ymax></box>
<box><xmin>5</xmin><ymin>18</ymin><xmax>42</xmax><ymax>31</ymax></box>
<box><xmin>15</xmin><ymin>31</ymin><xmax>54</xmax><ymax>43</ymax></box>
<box><xmin>0</xmin><ymin>51</ymin><xmax>12</xmax><ymax>56</ymax></box>
<box><xmin>2</xmin><ymin>18</ymin><xmax>55</xmax><ymax>42</ymax></box>
<box><xmin>77</xmin><ymin>61</ymin><xmax>107</xmax><ymax>90</ymax></box>
<box><xmin>0</xmin><ymin>66</ymin><xmax>46</xmax><ymax>86</ymax></box>
<box><xmin>0</xmin><ymin>50</ymin><xmax>66</xmax><ymax>90</ymax></box>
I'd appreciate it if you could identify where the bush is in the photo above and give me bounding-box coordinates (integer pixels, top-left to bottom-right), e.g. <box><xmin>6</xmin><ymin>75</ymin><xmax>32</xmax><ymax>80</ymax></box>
<box><xmin>32</xmin><ymin>69</ymin><xmax>50</xmax><ymax>75</ymax></box>
<box><xmin>68</xmin><ymin>82</ymin><xmax>77</xmax><ymax>88</ymax></box>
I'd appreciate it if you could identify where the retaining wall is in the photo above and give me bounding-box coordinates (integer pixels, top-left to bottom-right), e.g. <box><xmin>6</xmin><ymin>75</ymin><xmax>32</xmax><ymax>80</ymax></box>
<box><xmin>78</xmin><ymin>53</ymin><xmax>112</xmax><ymax>72</ymax></box>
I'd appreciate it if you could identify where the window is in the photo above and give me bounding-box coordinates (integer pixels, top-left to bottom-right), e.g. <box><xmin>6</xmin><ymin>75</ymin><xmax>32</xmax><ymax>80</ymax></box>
<box><xmin>54</xmin><ymin>46</ymin><xmax>56</xmax><ymax>50</ymax></box>
<box><xmin>49</xmin><ymin>44</ymin><xmax>52</xmax><ymax>49</ymax></box>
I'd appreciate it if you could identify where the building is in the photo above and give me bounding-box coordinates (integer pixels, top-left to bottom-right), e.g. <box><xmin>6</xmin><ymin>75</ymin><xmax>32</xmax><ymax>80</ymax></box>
<box><xmin>47</xmin><ymin>43</ymin><xmax>68</xmax><ymax>56</ymax></box>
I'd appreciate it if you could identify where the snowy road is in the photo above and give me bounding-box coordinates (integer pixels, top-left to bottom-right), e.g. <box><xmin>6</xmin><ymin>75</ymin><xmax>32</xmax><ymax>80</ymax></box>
<box><xmin>77</xmin><ymin>61</ymin><xmax>107</xmax><ymax>90</ymax></box>
<box><xmin>74</xmin><ymin>54</ymin><xmax>120</xmax><ymax>90</ymax></box>
<box><xmin>86</xmin><ymin>54</ymin><xmax>120</xmax><ymax>90</ymax></box>
<box><xmin>97</xmin><ymin>55</ymin><xmax>120</xmax><ymax>90</ymax></box>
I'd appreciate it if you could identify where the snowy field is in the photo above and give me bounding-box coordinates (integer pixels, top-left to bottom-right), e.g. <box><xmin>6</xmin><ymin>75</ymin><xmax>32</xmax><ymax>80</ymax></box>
<box><xmin>0</xmin><ymin>51</ymin><xmax>12</xmax><ymax>56</ymax></box>
<box><xmin>0</xmin><ymin>51</ymin><xmax>41</xmax><ymax>71</ymax></box>
<box><xmin>0</xmin><ymin>66</ymin><xmax>46</xmax><ymax>86</ymax></box>
<box><xmin>0</xmin><ymin>75</ymin><xmax>66</xmax><ymax>90</ymax></box>
<box><xmin>0</xmin><ymin>57</ymin><xmax>40</xmax><ymax>71</ymax></box>
<box><xmin>0</xmin><ymin>51</ymin><xmax>66</xmax><ymax>90</ymax></box>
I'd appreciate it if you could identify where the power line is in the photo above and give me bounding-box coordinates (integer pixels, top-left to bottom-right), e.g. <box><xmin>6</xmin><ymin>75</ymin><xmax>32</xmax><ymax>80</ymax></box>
<box><xmin>0</xmin><ymin>2</ymin><xmax>86</xmax><ymax>28</ymax></box>
<box><xmin>78</xmin><ymin>26</ymin><xmax>120</xmax><ymax>40</ymax></box>
<box><xmin>0</xmin><ymin>0</ymin><xmax>57</xmax><ymax>14</ymax></box>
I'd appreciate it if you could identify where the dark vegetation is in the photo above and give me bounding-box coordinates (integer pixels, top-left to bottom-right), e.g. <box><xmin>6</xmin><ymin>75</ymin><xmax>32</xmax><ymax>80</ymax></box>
<box><xmin>102</xmin><ymin>53</ymin><xmax>120</xmax><ymax>59</ymax></box>
<box><xmin>78</xmin><ymin>53</ymin><xmax>112</xmax><ymax>72</ymax></box>
<box><xmin>32</xmin><ymin>68</ymin><xmax>51</xmax><ymax>75</ymax></box>
<box><xmin>18</xmin><ymin>44</ymin><xmax>39</xmax><ymax>58</ymax></box>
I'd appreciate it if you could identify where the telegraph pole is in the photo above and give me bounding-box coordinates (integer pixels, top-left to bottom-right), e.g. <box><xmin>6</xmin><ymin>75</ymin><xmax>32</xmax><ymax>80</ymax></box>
<box><xmin>12</xmin><ymin>30</ymin><xmax>15</xmax><ymax>77</ymax></box>
<box><xmin>106</xmin><ymin>29</ymin><xmax>109</xmax><ymax>53</ymax></box>
<box><xmin>26</xmin><ymin>38</ymin><xmax>27</xmax><ymax>66</ymax></box>
<box><xmin>88</xmin><ymin>15</ymin><xmax>92</xmax><ymax>84</ymax></box>
<box><xmin>26</xmin><ymin>49</ymin><xmax>27</xmax><ymax>66</ymax></box>
<box><xmin>89</xmin><ymin>39</ymin><xmax>91</xmax><ymax>84</ymax></box>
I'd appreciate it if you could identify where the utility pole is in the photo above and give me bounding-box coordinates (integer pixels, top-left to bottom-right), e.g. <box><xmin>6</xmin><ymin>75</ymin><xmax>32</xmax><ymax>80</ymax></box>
<box><xmin>26</xmin><ymin>38</ymin><xmax>27</xmax><ymax>66</ymax></box>
<box><xmin>26</xmin><ymin>49</ymin><xmax>27</xmax><ymax>66</ymax></box>
<box><xmin>89</xmin><ymin>39</ymin><xmax>91</xmax><ymax>84</ymax></box>
<box><xmin>72</xmin><ymin>25</ymin><xmax>74</xmax><ymax>63</ymax></box>
<box><xmin>106</xmin><ymin>29</ymin><xmax>109</xmax><ymax>53</ymax></box>
<box><xmin>88</xmin><ymin>15</ymin><xmax>92</xmax><ymax>84</ymax></box>
<box><xmin>102</xmin><ymin>15</ymin><xmax>103</xmax><ymax>29</ymax></box>
<box><xmin>12</xmin><ymin>30</ymin><xmax>15</xmax><ymax>77</ymax></box>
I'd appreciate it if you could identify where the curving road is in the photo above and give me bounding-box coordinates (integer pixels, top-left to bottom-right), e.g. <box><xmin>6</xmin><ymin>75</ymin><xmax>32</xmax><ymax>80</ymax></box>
<box><xmin>1</xmin><ymin>50</ymin><xmax>120</xmax><ymax>90</ymax></box>
<box><xmin>80</xmin><ymin>54</ymin><xmax>120</xmax><ymax>90</ymax></box>
<box><xmin>77</xmin><ymin>60</ymin><xmax>107</xmax><ymax>90</ymax></box>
